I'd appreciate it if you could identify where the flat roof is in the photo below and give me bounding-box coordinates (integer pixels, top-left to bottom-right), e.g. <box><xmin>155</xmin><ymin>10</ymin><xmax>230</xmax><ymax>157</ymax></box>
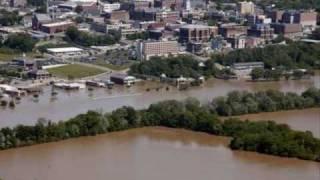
<box><xmin>180</xmin><ymin>24</ymin><xmax>210</xmax><ymax>29</ymax></box>
<box><xmin>42</xmin><ymin>21</ymin><xmax>73</xmax><ymax>27</ymax></box>
<box><xmin>47</xmin><ymin>47</ymin><xmax>83</xmax><ymax>53</ymax></box>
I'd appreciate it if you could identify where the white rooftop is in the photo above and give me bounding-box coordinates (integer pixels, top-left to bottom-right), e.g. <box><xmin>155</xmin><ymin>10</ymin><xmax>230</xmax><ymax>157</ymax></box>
<box><xmin>47</xmin><ymin>47</ymin><xmax>84</xmax><ymax>53</ymax></box>
<box><xmin>181</xmin><ymin>24</ymin><xmax>210</xmax><ymax>29</ymax></box>
<box><xmin>42</xmin><ymin>21</ymin><xmax>73</xmax><ymax>27</ymax></box>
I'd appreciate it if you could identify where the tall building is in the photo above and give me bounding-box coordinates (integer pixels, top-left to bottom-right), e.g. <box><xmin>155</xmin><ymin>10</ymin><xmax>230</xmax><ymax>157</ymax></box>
<box><xmin>247</xmin><ymin>24</ymin><xmax>274</xmax><ymax>41</ymax></box>
<box><xmin>137</xmin><ymin>40</ymin><xmax>180</xmax><ymax>60</ymax></box>
<box><xmin>267</xmin><ymin>10</ymin><xmax>284</xmax><ymax>23</ymax></box>
<box><xmin>247</xmin><ymin>15</ymin><xmax>272</xmax><ymax>26</ymax></box>
<box><xmin>131</xmin><ymin>9</ymin><xmax>179</xmax><ymax>23</ymax></box>
<box><xmin>179</xmin><ymin>24</ymin><xmax>218</xmax><ymax>43</ymax></box>
<box><xmin>218</xmin><ymin>23</ymin><xmax>248</xmax><ymax>38</ymax></box>
<box><xmin>237</xmin><ymin>1</ymin><xmax>255</xmax><ymax>15</ymax></box>
<box><xmin>271</xmin><ymin>23</ymin><xmax>303</xmax><ymax>39</ymax></box>
<box><xmin>282</xmin><ymin>10</ymin><xmax>317</xmax><ymax>29</ymax></box>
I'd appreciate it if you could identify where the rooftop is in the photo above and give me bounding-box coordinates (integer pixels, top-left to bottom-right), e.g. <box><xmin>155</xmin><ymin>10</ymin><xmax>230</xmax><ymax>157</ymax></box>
<box><xmin>47</xmin><ymin>47</ymin><xmax>84</xmax><ymax>53</ymax></box>
<box><xmin>42</xmin><ymin>21</ymin><xmax>74</xmax><ymax>27</ymax></box>
<box><xmin>180</xmin><ymin>24</ymin><xmax>210</xmax><ymax>29</ymax></box>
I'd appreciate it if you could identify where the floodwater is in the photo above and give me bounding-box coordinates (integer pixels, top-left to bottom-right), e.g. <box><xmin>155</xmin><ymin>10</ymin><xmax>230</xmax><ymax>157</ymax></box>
<box><xmin>0</xmin><ymin>127</ymin><xmax>318</xmax><ymax>180</ymax></box>
<box><xmin>232</xmin><ymin>108</ymin><xmax>320</xmax><ymax>138</ymax></box>
<box><xmin>0</xmin><ymin>74</ymin><xmax>319</xmax><ymax>128</ymax></box>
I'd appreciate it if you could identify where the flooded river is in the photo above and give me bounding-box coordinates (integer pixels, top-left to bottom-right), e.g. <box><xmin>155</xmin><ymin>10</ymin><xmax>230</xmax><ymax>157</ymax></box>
<box><xmin>0</xmin><ymin>75</ymin><xmax>319</xmax><ymax>128</ymax></box>
<box><xmin>0</xmin><ymin>127</ymin><xmax>319</xmax><ymax>180</ymax></box>
<box><xmin>232</xmin><ymin>108</ymin><xmax>320</xmax><ymax>138</ymax></box>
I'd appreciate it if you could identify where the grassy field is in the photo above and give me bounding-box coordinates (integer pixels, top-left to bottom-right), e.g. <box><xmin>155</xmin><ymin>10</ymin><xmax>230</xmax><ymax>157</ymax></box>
<box><xmin>47</xmin><ymin>64</ymin><xmax>106</xmax><ymax>79</ymax></box>
<box><xmin>94</xmin><ymin>61</ymin><xmax>131</xmax><ymax>71</ymax></box>
<box><xmin>0</xmin><ymin>53</ymin><xmax>16</xmax><ymax>62</ymax></box>
<box><xmin>0</xmin><ymin>52</ymin><xmax>43</xmax><ymax>62</ymax></box>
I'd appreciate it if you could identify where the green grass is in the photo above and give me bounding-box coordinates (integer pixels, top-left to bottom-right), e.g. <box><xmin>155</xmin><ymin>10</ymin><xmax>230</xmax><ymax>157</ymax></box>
<box><xmin>0</xmin><ymin>53</ymin><xmax>16</xmax><ymax>61</ymax></box>
<box><xmin>48</xmin><ymin>64</ymin><xmax>106</xmax><ymax>79</ymax></box>
<box><xmin>95</xmin><ymin>62</ymin><xmax>130</xmax><ymax>71</ymax></box>
<box><xmin>0</xmin><ymin>50</ymin><xmax>42</xmax><ymax>62</ymax></box>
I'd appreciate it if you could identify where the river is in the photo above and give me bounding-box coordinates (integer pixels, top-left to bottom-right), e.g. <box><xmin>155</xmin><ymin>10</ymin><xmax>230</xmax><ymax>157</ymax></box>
<box><xmin>0</xmin><ymin>74</ymin><xmax>319</xmax><ymax>128</ymax></box>
<box><xmin>231</xmin><ymin>108</ymin><xmax>320</xmax><ymax>138</ymax></box>
<box><xmin>0</xmin><ymin>127</ymin><xmax>318</xmax><ymax>180</ymax></box>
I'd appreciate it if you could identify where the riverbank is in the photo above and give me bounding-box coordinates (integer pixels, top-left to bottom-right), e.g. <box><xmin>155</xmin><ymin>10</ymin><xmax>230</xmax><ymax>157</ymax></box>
<box><xmin>0</xmin><ymin>127</ymin><xmax>319</xmax><ymax>180</ymax></box>
<box><xmin>0</xmin><ymin>89</ymin><xmax>319</xmax><ymax>162</ymax></box>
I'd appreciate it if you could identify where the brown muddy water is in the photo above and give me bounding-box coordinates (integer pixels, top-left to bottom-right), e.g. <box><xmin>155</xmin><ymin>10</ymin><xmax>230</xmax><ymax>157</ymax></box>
<box><xmin>0</xmin><ymin>127</ymin><xmax>319</xmax><ymax>180</ymax></box>
<box><xmin>230</xmin><ymin>108</ymin><xmax>320</xmax><ymax>138</ymax></box>
<box><xmin>0</xmin><ymin>75</ymin><xmax>319</xmax><ymax>128</ymax></box>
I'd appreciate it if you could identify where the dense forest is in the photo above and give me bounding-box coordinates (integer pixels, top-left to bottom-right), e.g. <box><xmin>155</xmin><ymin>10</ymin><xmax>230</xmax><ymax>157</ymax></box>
<box><xmin>65</xmin><ymin>27</ymin><xmax>120</xmax><ymax>47</ymax></box>
<box><xmin>210</xmin><ymin>43</ymin><xmax>320</xmax><ymax>69</ymax></box>
<box><xmin>0</xmin><ymin>88</ymin><xmax>319</xmax><ymax>161</ymax></box>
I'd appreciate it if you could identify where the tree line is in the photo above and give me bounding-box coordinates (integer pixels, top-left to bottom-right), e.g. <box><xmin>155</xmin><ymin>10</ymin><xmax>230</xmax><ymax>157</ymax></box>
<box><xmin>65</xmin><ymin>27</ymin><xmax>120</xmax><ymax>47</ymax></box>
<box><xmin>210</xmin><ymin>42</ymin><xmax>320</xmax><ymax>70</ymax></box>
<box><xmin>130</xmin><ymin>43</ymin><xmax>319</xmax><ymax>79</ymax></box>
<box><xmin>129</xmin><ymin>55</ymin><xmax>219</xmax><ymax>78</ymax></box>
<box><xmin>0</xmin><ymin>88</ymin><xmax>319</xmax><ymax>161</ymax></box>
<box><xmin>210</xmin><ymin>87</ymin><xmax>320</xmax><ymax>116</ymax></box>
<box><xmin>0</xmin><ymin>10</ymin><xmax>22</xmax><ymax>26</ymax></box>
<box><xmin>0</xmin><ymin>33</ymin><xmax>37</xmax><ymax>52</ymax></box>
<box><xmin>130</xmin><ymin>55</ymin><xmax>203</xmax><ymax>78</ymax></box>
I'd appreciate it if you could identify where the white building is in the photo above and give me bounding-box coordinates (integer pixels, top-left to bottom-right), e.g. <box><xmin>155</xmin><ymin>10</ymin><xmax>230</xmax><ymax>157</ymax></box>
<box><xmin>47</xmin><ymin>47</ymin><xmax>85</xmax><ymax>57</ymax></box>
<box><xmin>238</xmin><ymin>1</ymin><xmax>255</xmax><ymax>15</ymax></box>
<box><xmin>137</xmin><ymin>40</ymin><xmax>180</xmax><ymax>60</ymax></box>
<box><xmin>99</xmin><ymin>2</ymin><xmax>121</xmax><ymax>13</ymax></box>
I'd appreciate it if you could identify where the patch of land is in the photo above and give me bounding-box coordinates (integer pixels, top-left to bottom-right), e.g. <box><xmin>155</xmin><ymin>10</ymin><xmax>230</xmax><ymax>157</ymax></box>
<box><xmin>47</xmin><ymin>64</ymin><xmax>106</xmax><ymax>79</ymax></box>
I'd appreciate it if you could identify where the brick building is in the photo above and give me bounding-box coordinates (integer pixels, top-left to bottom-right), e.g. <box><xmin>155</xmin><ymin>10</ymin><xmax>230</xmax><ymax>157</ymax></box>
<box><xmin>131</xmin><ymin>9</ymin><xmax>179</xmax><ymax>23</ymax></box>
<box><xmin>218</xmin><ymin>23</ymin><xmax>248</xmax><ymax>38</ymax></box>
<box><xmin>40</xmin><ymin>21</ymin><xmax>75</xmax><ymax>34</ymax></box>
<box><xmin>271</xmin><ymin>23</ymin><xmax>303</xmax><ymax>38</ymax></box>
<box><xmin>32</xmin><ymin>14</ymin><xmax>52</xmax><ymax>30</ymax></box>
<box><xmin>179</xmin><ymin>24</ymin><xmax>218</xmax><ymax>43</ymax></box>
<box><xmin>104</xmin><ymin>10</ymin><xmax>130</xmax><ymax>22</ymax></box>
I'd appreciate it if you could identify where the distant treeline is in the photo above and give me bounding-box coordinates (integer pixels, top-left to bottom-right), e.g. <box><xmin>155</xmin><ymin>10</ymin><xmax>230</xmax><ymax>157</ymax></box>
<box><xmin>129</xmin><ymin>55</ymin><xmax>230</xmax><ymax>78</ymax></box>
<box><xmin>129</xmin><ymin>55</ymin><xmax>207</xmax><ymax>78</ymax></box>
<box><xmin>130</xmin><ymin>43</ymin><xmax>320</xmax><ymax>79</ymax></box>
<box><xmin>211</xmin><ymin>43</ymin><xmax>320</xmax><ymax>69</ymax></box>
<box><xmin>0</xmin><ymin>88</ymin><xmax>320</xmax><ymax>161</ymax></box>
<box><xmin>211</xmin><ymin>87</ymin><xmax>320</xmax><ymax>116</ymax></box>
